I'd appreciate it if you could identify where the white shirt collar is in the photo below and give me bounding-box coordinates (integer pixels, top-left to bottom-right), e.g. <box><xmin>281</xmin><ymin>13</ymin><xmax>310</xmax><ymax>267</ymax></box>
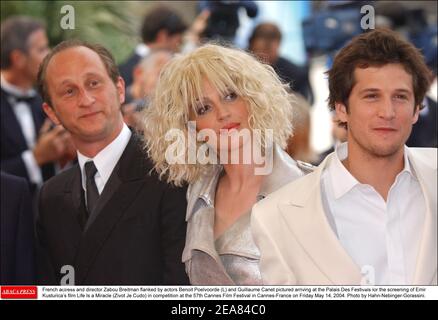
<box><xmin>135</xmin><ymin>43</ymin><xmax>150</xmax><ymax>57</ymax></box>
<box><xmin>419</xmin><ymin>97</ymin><xmax>430</xmax><ymax>116</ymax></box>
<box><xmin>329</xmin><ymin>142</ymin><xmax>414</xmax><ymax>199</ymax></box>
<box><xmin>77</xmin><ymin>123</ymin><xmax>132</xmax><ymax>191</ymax></box>
<box><xmin>0</xmin><ymin>73</ymin><xmax>36</xmax><ymax>97</ymax></box>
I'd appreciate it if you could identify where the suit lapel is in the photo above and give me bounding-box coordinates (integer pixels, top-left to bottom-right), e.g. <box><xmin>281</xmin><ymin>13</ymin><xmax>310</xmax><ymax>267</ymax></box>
<box><xmin>29</xmin><ymin>98</ymin><xmax>45</xmax><ymax>135</ymax></box>
<box><xmin>409</xmin><ymin>149</ymin><xmax>437</xmax><ymax>284</ymax></box>
<box><xmin>73</xmin><ymin>134</ymin><xmax>150</xmax><ymax>284</ymax></box>
<box><xmin>53</xmin><ymin>165</ymin><xmax>86</xmax><ymax>270</ymax></box>
<box><xmin>0</xmin><ymin>89</ymin><xmax>28</xmax><ymax>148</ymax></box>
<box><xmin>277</xmin><ymin>154</ymin><xmax>362</xmax><ymax>285</ymax></box>
<box><xmin>63</xmin><ymin>165</ymin><xmax>86</xmax><ymax>232</ymax></box>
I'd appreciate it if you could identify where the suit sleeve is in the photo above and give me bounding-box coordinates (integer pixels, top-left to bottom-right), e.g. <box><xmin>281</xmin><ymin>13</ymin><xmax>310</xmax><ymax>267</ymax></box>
<box><xmin>159</xmin><ymin>184</ymin><xmax>190</xmax><ymax>285</ymax></box>
<box><xmin>251</xmin><ymin>202</ymin><xmax>297</xmax><ymax>285</ymax></box>
<box><xmin>1</xmin><ymin>154</ymin><xmax>30</xmax><ymax>181</ymax></box>
<box><xmin>35</xmin><ymin>183</ymin><xmax>58</xmax><ymax>285</ymax></box>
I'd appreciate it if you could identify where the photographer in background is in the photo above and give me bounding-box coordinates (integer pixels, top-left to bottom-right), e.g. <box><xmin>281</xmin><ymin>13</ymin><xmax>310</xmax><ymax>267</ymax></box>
<box><xmin>199</xmin><ymin>0</ymin><xmax>258</xmax><ymax>43</ymax></box>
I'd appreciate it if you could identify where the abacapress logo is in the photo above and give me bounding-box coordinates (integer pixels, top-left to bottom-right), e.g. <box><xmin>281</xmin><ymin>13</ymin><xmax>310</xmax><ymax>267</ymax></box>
<box><xmin>1</xmin><ymin>286</ymin><xmax>38</xmax><ymax>299</ymax></box>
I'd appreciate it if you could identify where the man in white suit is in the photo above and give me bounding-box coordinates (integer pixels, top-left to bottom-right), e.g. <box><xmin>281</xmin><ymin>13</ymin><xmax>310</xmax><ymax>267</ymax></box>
<box><xmin>252</xmin><ymin>28</ymin><xmax>437</xmax><ymax>285</ymax></box>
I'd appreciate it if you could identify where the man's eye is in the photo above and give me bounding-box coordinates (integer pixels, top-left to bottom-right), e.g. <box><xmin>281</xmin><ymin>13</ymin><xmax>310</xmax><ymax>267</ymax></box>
<box><xmin>364</xmin><ymin>94</ymin><xmax>377</xmax><ymax>99</ymax></box>
<box><xmin>89</xmin><ymin>80</ymin><xmax>100</xmax><ymax>87</ymax></box>
<box><xmin>395</xmin><ymin>94</ymin><xmax>408</xmax><ymax>100</ymax></box>
<box><xmin>196</xmin><ymin>104</ymin><xmax>212</xmax><ymax>116</ymax></box>
<box><xmin>224</xmin><ymin>92</ymin><xmax>237</xmax><ymax>101</ymax></box>
<box><xmin>65</xmin><ymin>88</ymin><xmax>75</xmax><ymax>96</ymax></box>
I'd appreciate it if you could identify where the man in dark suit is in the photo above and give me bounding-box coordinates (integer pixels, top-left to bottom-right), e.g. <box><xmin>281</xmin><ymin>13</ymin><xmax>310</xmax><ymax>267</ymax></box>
<box><xmin>248</xmin><ymin>22</ymin><xmax>314</xmax><ymax>105</ymax></box>
<box><xmin>36</xmin><ymin>40</ymin><xmax>189</xmax><ymax>285</ymax></box>
<box><xmin>1</xmin><ymin>16</ymin><xmax>71</xmax><ymax>190</ymax></box>
<box><xmin>1</xmin><ymin>172</ymin><xmax>36</xmax><ymax>284</ymax></box>
<box><xmin>406</xmin><ymin>96</ymin><xmax>437</xmax><ymax>148</ymax></box>
<box><xmin>119</xmin><ymin>6</ymin><xmax>187</xmax><ymax>87</ymax></box>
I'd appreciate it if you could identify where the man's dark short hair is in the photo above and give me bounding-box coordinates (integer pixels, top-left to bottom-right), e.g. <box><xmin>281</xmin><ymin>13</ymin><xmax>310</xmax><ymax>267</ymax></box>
<box><xmin>248</xmin><ymin>22</ymin><xmax>282</xmax><ymax>47</ymax></box>
<box><xmin>141</xmin><ymin>6</ymin><xmax>187</xmax><ymax>43</ymax></box>
<box><xmin>327</xmin><ymin>28</ymin><xmax>432</xmax><ymax>119</ymax></box>
<box><xmin>1</xmin><ymin>16</ymin><xmax>45</xmax><ymax>69</ymax></box>
<box><xmin>37</xmin><ymin>39</ymin><xmax>120</xmax><ymax>107</ymax></box>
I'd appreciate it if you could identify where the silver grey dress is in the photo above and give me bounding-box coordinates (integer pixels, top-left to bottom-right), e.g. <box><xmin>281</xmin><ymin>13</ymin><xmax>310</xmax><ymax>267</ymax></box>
<box><xmin>182</xmin><ymin>145</ymin><xmax>313</xmax><ymax>285</ymax></box>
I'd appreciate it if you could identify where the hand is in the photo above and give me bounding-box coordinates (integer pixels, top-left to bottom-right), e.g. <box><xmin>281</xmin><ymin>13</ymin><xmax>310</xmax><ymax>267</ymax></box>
<box><xmin>33</xmin><ymin>120</ymin><xmax>71</xmax><ymax>166</ymax></box>
<box><xmin>185</xmin><ymin>9</ymin><xmax>211</xmax><ymax>45</ymax></box>
<box><xmin>58</xmin><ymin>133</ymin><xmax>77</xmax><ymax>169</ymax></box>
<box><xmin>191</xmin><ymin>9</ymin><xmax>210</xmax><ymax>37</ymax></box>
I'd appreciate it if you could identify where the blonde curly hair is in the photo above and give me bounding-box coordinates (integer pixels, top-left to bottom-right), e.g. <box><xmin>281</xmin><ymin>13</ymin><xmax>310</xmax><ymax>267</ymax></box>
<box><xmin>142</xmin><ymin>43</ymin><xmax>295</xmax><ymax>186</ymax></box>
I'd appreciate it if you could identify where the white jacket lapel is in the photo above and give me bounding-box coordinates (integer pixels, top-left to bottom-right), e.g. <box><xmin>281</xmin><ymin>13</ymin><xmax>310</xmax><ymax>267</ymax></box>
<box><xmin>277</xmin><ymin>154</ymin><xmax>363</xmax><ymax>285</ymax></box>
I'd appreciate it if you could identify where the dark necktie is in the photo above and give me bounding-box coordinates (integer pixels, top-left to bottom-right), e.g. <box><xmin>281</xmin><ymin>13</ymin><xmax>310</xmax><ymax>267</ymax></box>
<box><xmin>85</xmin><ymin>161</ymin><xmax>99</xmax><ymax>216</ymax></box>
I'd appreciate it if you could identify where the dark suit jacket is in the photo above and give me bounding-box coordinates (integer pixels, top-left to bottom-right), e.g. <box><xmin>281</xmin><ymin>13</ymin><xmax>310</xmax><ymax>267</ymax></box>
<box><xmin>0</xmin><ymin>88</ymin><xmax>55</xmax><ymax>186</ymax></box>
<box><xmin>273</xmin><ymin>57</ymin><xmax>314</xmax><ymax>105</ymax></box>
<box><xmin>119</xmin><ymin>52</ymin><xmax>142</xmax><ymax>88</ymax></box>
<box><xmin>1</xmin><ymin>172</ymin><xmax>36</xmax><ymax>284</ymax></box>
<box><xmin>36</xmin><ymin>134</ymin><xmax>189</xmax><ymax>285</ymax></box>
<box><xmin>407</xmin><ymin>97</ymin><xmax>437</xmax><ymax>148</ymax></box>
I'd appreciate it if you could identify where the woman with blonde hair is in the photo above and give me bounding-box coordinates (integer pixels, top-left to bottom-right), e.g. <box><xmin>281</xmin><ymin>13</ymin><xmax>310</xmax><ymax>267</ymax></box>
<box><xmin>142</xmin><ymin>44</ymin><xmax>312</xmax><ymax>285</ymax></box>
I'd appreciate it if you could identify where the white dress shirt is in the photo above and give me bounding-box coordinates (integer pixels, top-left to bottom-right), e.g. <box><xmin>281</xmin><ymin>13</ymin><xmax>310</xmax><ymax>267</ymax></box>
<box><xmin>135</xmin><ymin>43</ymin><xmax>150</xmax><ymax>58</ymax></box>
<box><xmin>77</xmin><ymin>124</ymin><xmax>131</xmax><ymax>196</ymax></box>
<box><xmin>1</xmin><ymin>74</ymin><xmax>42</xmax><ymax>185</ymax></box>
<box><xmin>321</xmin><ymin>142</ymin><xmax>426</xmax><ymax>285</ymax></box>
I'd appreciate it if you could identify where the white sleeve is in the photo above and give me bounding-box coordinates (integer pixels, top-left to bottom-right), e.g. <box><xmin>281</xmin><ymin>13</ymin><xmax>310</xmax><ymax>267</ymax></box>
<box><xmin>21</xmin><ymin>149</ymin><xmax>43</xmax><ymax>185</ymax></box>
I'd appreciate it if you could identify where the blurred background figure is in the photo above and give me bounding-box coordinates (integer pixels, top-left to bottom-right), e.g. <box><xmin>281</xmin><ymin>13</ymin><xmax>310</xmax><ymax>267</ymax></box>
<box><xmin>199</xmin><ymin>0</ymin><xmax>258</xmax><ymax>43</ymax></box>
<box><xmin>1</xmin><ymin>172</ymin><xmax>35</xmax><ymax>285</ymax></box>
<box><xmin>1</xmin><ymin>16</ymin><xmax>74</xmax><ymax>194</ymax></box>
<box><xmin>119</xmin><ymin>5</ymin><xmax>187</xmax><ymax>87</ymax></box>
<box><xmin>248</xmin><ymin>22</ymin><xmax>313</xmax><ymax>104</ymax></box>
<box><xmin>316</xmin><ymin>113</ymin><xmax>348</xmax><ymax>165</ymax></box>
<box><xmin>122</xmin><ymin>50</ymin><xmax>173</xmax><ymax>131</ymax></box>
<box><xmin>406</xmin><ymin>48</ymin><xmax>437</xmax><ymax>148</ymax></box>
<box><xmin>286</xmin><ymin>94</ymin><xmax>317</xmax><ymax>163</ymax></box>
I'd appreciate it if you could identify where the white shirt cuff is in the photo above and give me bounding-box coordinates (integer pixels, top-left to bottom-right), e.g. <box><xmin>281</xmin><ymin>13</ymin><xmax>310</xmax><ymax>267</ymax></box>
<box><xmin>21</xmin><ymin>150</ymin><xmax>43</xmax><ymax>185</ymax></box>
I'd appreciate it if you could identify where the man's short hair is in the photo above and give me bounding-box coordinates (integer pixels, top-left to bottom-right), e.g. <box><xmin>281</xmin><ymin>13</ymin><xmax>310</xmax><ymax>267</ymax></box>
<box><xmin>1</xmin><ymin>16</ymin><xmax>45</xmax><ymax>69</ymax></box>
<box><xmin>37</xmin><ymin>39</ymin><xmax>120</xmax><ymax>106</ymax></box>
<box><xmin>248</xmin><ymin>22</ymin><xmax>282</xmax><ymax>47</ymax></box>
<box><xmin>141</xmin><ymin>6</ymin><xmax>187</xmax><ymax>43</ymax></box>
<box><xmin>327</xmin><ymin>28</ymin><xmax>432</xmax><ymax>113</ymax></box>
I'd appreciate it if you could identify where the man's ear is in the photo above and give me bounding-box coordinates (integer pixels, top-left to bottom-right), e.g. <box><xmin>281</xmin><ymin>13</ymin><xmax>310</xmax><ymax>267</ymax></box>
<box><xmin>42</xmin><ymin>102</ymin><xmax>61</xmax><ymax>125</ymax></box>
<box><xmin>412</xmin><ymin>104</ymin><xmax>420</xmax><ymax>125</ymax></box>
<box><xmin>335</xmin><ymin>102</ymin><xmax>348</xmax><ymax>124</ymax></box>
<box><xmin>116</xmin><ymin>76</ymin><xmax>126</xmax><ymax>105</ymax></box>
<box><xmin>10</xmin><ymin>49</ymin><xmax>27</xmax><ymax>69</ymax></box>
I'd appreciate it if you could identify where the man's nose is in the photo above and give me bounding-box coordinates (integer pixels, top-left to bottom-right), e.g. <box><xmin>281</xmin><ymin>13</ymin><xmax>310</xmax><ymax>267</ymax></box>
<box><xmin>377</xmin><ymin>97</ymin><xmax>396</xmax><ymax>120</ymax></box>
<box><xmin>79</xmin><ymin>89</ymin><xmax>95</xmax><ymax>107</ymax></box>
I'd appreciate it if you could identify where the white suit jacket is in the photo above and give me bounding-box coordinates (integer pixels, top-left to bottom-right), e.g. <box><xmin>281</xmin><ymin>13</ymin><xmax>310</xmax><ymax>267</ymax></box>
<box><xmin>251</xmin><ymin>147</ymin><xmax>437</xmax><ymax>285</ymax></box>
